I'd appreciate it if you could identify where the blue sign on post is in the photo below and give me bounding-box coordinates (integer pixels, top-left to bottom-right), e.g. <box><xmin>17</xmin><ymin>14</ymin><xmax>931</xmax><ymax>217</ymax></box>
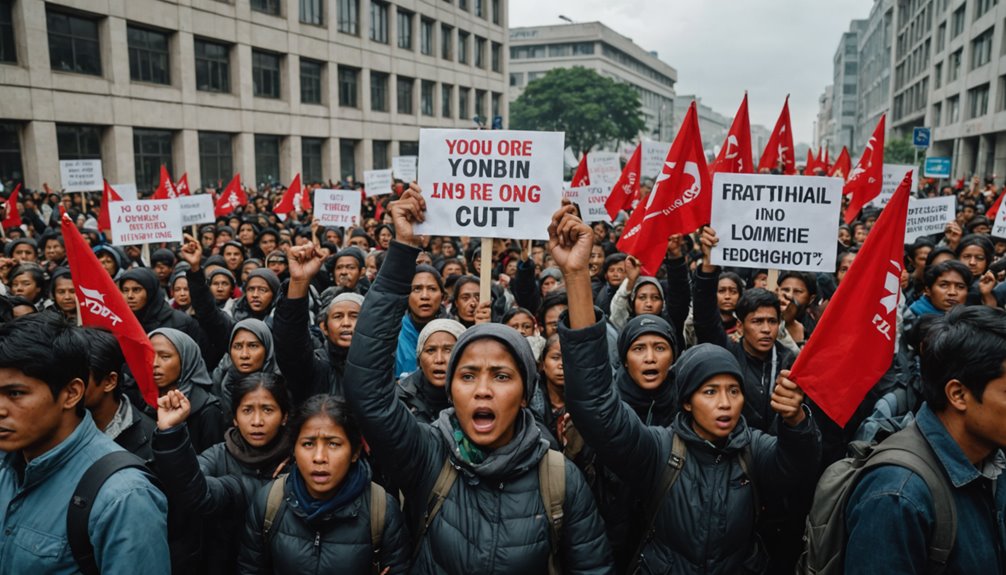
<box><xmin>923</xmin><ymin>157</ymin><xmax>952</xmax><ymax>178</ymax></box>
<box><xmin>913</xmin><ymin>127</ymin><xmax>931</xmax><ymax>148</ymax></box>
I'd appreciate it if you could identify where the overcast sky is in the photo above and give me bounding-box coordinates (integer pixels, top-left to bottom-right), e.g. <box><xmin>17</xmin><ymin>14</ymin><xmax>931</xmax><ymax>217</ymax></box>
<box><xmin>509</xmin><ymin>0</ymin><xmax>877</xmax><ymax>145</ymax></box>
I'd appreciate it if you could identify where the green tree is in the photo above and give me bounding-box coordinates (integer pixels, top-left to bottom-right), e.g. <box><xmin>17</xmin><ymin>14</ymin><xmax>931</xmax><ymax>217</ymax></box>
<box><xmin>884</xmin><ymin>137</ymin><xmax>917</xmax><ymax>165</ymax></box>
<box><xmin>510</xmin><ymin>67</ymin><xmax>645</xmax><ymax>157</ymax></box>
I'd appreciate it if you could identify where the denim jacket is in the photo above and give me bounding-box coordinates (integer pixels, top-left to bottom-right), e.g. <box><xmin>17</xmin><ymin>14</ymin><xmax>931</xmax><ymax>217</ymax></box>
<box><xmin>845</xmin><ymin>403</ymin><xmax>1006</xmax><ymax>574</ymax></box>
<box><xmin>0</xmin><ymin>412</ymin><xmax>169</xmax><ymax>574</ymax></box>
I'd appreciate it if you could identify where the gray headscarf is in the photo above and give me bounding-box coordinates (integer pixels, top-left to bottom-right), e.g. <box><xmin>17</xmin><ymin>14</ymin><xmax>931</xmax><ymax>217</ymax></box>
<box><xmin>149</xmin><ymin>327</ymin><xmax>213</xmax><ymax>397</ymax></box>
<box><xmin>213</xmin><ymin>318</ymin><xmax>278</xmax><ymax>414</ymax></box>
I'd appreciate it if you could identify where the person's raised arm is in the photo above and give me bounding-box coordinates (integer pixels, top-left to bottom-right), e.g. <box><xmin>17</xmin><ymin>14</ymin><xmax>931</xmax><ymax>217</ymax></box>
<box><xmin>692</xmin><ymin>227</ymin><xmax>729</xmax><ymax>348</ymax></box>
<box><xmin>662</xmin><ymin>234</ymin><xmax>691</xmax><ymax>344</ymax></box>
<box><xmin>180</xmin><ymin>235</ymin><xmax>232</xmax><ymax>365</ymax></box>
<box><xmin>272</xmin><ymin>242</ymin><xmax>326</xmax><ymax>403</ymax></box>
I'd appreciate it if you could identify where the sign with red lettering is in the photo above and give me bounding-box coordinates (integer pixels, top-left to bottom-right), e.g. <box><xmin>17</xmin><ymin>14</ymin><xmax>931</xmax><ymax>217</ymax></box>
<box><xmin>314</xmin><ymin>189</ymin><xmax>361</xmax><ymax>227</ymax></box>
<box><xmin>415</xmin><ymin>128</ymin><xmax>564</xmax><ymax>240</ymax></box>
<box><xmin>564</xmin><ymin>185</ymin><xmax>610</xmax><ymax>223</ymax></box>
<box><xmin>109</xmin><ymin>199</ymin><xmax>183</xmax><ymax>245</ymax></box>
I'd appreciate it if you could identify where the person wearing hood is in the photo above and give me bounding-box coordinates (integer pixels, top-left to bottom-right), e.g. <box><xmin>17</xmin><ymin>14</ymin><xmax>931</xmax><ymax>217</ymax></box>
<box><xmin>48</xmin><ymin>266</ymin><xmax>77</xmax><ymax>322</ymax></box>
<box><xmin>208</xmin><ymin>268</ymin><xmax>238</xmax><ymax>310</ymax></box>
<box><xmin>342</xmin><ymin>186</ymin><xmax>614</xmax><ymax>574</ymax></box>
<box><xmin>4</xmin><ymin>237</ymin><xmax>37</xmax><ymax>263</ymax></box>
<box><xmin>95</xmin><ymin>244</ymin><xmax>130</xmax><ymax>279</ymax></box>
<box><xmin>169</xmin><ymin>263</ymin><xmax>194</xmax><ymax>316</ymax></box>
<box><xmin>118</xmin><ymin>266</ymin><xmax>213</xmax><ymax>364</ymax></box>
<box><xmin>151</xmin><ymin>248</ymin><xmax>177</xmax><ymax>290</ymax></box>
<box><xmin>394</xmin><ymin>264</ymin><xmax>446</xmax><ymax>377</ymax></box>
<box><xmin>325</xmin><ymin>246</ymin><xmax>369</xmax><ymax>296</ymax></box>
<box><xmin>221</xmin><ymin>240</ymin><xmax>246</xmax><ymax>276</ymax></box>
<box><xmin>595</xmin><ymin>253</ymin><xmax>627</xmax><ymax>316</ymax></box>
<box><xmin>549</xmin><ymin>204</ymin><xmax>821</xmax><ymax>575</ymax></box>
<box><xmin>397</xmin><ymin>318</ymin><xmax>466</xmax><ymax>424</ymax></box>
<box><xmin>212</xmin><ymin>318</ymin><xmax>280</xmax><ymax>415</ymax></box>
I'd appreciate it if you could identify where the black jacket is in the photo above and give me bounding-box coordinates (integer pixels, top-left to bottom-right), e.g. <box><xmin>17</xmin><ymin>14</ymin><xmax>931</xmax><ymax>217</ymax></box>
<box><xmin>396</xmin><ymin>369</ymin><xmax>450</xmax><ymax>425</ymax></box>
<box><xmin>273</xmin><ymin>285</ymin><xmax>348</xmax><ymax>403</ymax></box>
<box><xmin>344</xmin><ymin>241</ymin><xmax>614</xmax><ymax>575</ymax></box>
<box><xmin>113</xmin><ymin>401</ymin><xmax>156</xmax><ymax>461</ymax></box>
<box><xmin>186</xmin><ymin>384</ymin><xmax>227</xmax><ymax>454</ymax></box>
<box><xmin>187</xmin><ymin>268</ymin><xmax>237</xmax><ymax>370</ymax></box>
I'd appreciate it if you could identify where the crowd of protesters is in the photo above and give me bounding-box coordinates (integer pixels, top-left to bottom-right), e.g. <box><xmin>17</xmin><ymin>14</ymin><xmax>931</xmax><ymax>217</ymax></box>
<box><xmin>0</xmin><ymin>170</ymin><xmax>1004</xmax><ymax>575</ymax></box>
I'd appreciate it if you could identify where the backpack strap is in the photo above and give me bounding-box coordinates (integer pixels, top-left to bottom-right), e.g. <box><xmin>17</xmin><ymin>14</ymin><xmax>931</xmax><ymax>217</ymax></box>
<box><xmin>627</xmin><ymin>432</ymin><xmax>688</xmax><ymax>574</ymax></box>
<box><xmin>538</xmin><ymin>450</ymin><xmax>566</xmax><ymax>575</ymax></box>
<box><xmin>736</xmin><ymin>445</ymin><xmax>760</xmax><ymax>523</ymax></box>
<box><xmin>67</xmin><ymin>451</ymin><xmax>153</xmax><ymax>575</ymax></box>
<box><xmin>262</xmin><ymin>475</ymin><xmax>287</xmax><ymax>544</ymax></box>
<box><xmin>413</xmin><ymin>458</ymin><xmax>458</xmax><ymax>558</ymax></box>
<box><xmin>370</xmin><ymin>482</ymin><xmax>387</xmax><ymax>575</ymax></box>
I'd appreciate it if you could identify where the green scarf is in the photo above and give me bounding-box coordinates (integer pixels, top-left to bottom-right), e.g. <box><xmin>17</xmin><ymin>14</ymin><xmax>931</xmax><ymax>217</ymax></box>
<box><xmin>451</xmin><ymin>415</ymin><xmax>488</xmax><ymax>464</ymax></box>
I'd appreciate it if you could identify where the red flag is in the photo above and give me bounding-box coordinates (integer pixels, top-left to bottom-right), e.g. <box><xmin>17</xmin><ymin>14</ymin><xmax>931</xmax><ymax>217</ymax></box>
<box><xmin>789</xmin><ymin>170</ymin><xmax>912</xmax><ymax>427</ymax></box>
<box><xmin>2</xmin><ymin>183</ymin><xmax>22</xmax><ymax>229</ymax></box>
<box><xmin>175</xmin><ymin>173</ymin><xmax>191</xmax><ymax>197</ymax></box>
<box><xmin>802</xmin><ymin>149</ymin><xmax>817</xmax><ymax>176</ymax></box>
<box><xmin>571</xmin><ymin>154</ymin><xmax>590</xmax><ymax>187</ymax></box>
<box><xmin>843</xmin><ymin>115</ymin><xmax>886</xmax><ymax>223</ymax></box>
<box><xmin>757</xmin><ymin>96</ymin><xmax>796</xmax><ymax>174</ymax></box>
<box><xmin>829</xmin><ymin>147</ymin><xmax>852</xmax><ymax>180</ymax></box>
<box><xmin>816</xmin><ymin>147</ymin><xmax>828</xmax><ymax>174</ymax></box>
<box><xmin>301</xmin><ymin>183</ymin><xmax>312</xmax><ymax>211</ymax></box>
<box><xmin>273</xmin><ymin>173</ymin><xmax>302</xmax><ymax>215</ymax></box>
<box><xmin>98</xmin><ymin>181</ymin><xmax>123</xmax><ymax>231</ymax></box>
<box><xmin>709</xmin><ymin>94</ymin><xmax>753</xmax><ymax>176</ymax></box>
<box><xmin>152</xmin><ymin>165</ymin><xmax>177</xmax><ymax>200</ymax></box>
<box><xmin>604</xmin><ymin>144</ymin><xmax>641</xmax><ymax>220</ymax></box>
<box><xmin>214</xmin><ymin>174</ymin><xmax>247</xmax><ymax>217</ymax></box>
<box><xmin>60</xmin><ymin>211</ymin><xmax>158</xmax><ymax>408</ymax></box>
<box><xmin>617</xmin><ymin>102</ymin><xmax>710</xmax><ymax>274</ymax></box>
<box><xmin>987</xmin><ymin>188</ymin><xmax>1005</xmax><ymax>219</ymax></box>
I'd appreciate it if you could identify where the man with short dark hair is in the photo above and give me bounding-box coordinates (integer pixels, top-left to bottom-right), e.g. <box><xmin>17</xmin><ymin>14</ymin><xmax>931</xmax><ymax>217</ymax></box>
<box><xmin>0</xmin><ymin>314</ymin><xmax>168</xmax><ymax>573</ymax></box>
<box><xmin>845</xmin><ymin>305</ymin><xmax>1006</xmax><ymax>573</ymax></box>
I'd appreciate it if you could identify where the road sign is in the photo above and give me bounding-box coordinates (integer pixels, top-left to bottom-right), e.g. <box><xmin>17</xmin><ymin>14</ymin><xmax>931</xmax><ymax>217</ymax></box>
<box><xmin>913</xmin><ymin>127</ymin><xmax>931</xmax><ymax>149</ymax></box>
<box><xmin>923</xmin><ymin>156</ymin><xmax>951</xmax><ymax>178</ymax></box>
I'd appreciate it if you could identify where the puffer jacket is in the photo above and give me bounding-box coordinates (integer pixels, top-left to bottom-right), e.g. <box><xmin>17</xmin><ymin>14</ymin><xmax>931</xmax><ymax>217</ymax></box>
<box><xmin>396</xmin><ymin>369</ymin><xmax>451</xmax><ymax>425</ymax></box>
<box><xmin>344</xmin><ymin>241</ymin><xmax>614</xmax><ymax>575</ymax></box>
<box><xmin>273</xmin><ymin>284</ymin><xmax>349</xmax><ymax>403</ymax></box>
<box><xmin>559</xmin><ymin>311</ymin><xmax>821</xmax><ymax>575</ymax></box>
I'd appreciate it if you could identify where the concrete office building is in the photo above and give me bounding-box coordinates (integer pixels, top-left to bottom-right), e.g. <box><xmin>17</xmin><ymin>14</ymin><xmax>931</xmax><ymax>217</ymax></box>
<box><xmin>832</xmin><ymin>19</ymin><xmax>867</xmax><ymax>153</ymax></box>
<box><xmin>0</xmin><ymin>0</ymin><xmax>508</xmax><ymax>192</ymax></box>
<box><xmin>816</xmin><ymin>84</ymin><xmax>835</xmax><ymax>152</ymax></box>
<box><xmin>507</xmin><ymin>21</ymin><xmax>677</xmax><ymax>145</ymax></box>
<box><xmin>855</xmin><ymin>0</ymin><xmax>893</xmax><ymax>153</ymax></box>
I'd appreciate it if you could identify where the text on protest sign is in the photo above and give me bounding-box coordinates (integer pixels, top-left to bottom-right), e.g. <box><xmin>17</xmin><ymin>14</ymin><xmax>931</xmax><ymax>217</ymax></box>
<box><xmin>109</xmin><ymin>199</ymin><xmax>182</xmax><ymax>245</ymax></box>
<box><xmin>709</xmin><ymin>173</ymin><xmax>842</xmax><ymax>273</ymax></box>
<box><xmin>179</xmin><ymin>195</ymin><xmax>215</xmax><ymax>226</ymax></box>
<box><xmin>415</xmin><ymin>128</ymin><xmax>564</xmax><ymax>240</ymax></box>
<box><xmin>392</xmin><ymin>156</ymin><xmax>418</xmax><ymax>183</ymax></box>
<box><xmin>564</xmin><ymin>186</ymin><xmax>610</xmax><ymax>223</ymax></box>
<box><xmin>60</xmin><ymin>160</ymin><xmax>103</xmax><ymax>192</ymax></box>
<box><xmin>905</xmin><ymin>196</ymin><xmax>955</xmax><ymax>243</ymax></box>
<box><xmin>314</xmin><ymin>189</ymin><xmax>362</xmax><ymax>227</ymax></box>
<box><xmin>586</xmin><ymin>152</ymin><xmax>621</xmax><ymax>190</ymax></box>
<box><xmin>993</xmin><ymin>193</ymin><xmax>1006</xmax><ymax>237</ymax></box>
<box><xmin>641</xmin><ymin>141</ymin><xmax>672</xmax><ymax>182</ymax></box>
<box><xmin>364</xmin><ymin>169</ymin><xmax>394</xmax><ymax>197</ymax></box>
<box><xmin>867</xmin><ymin>165</ymin><xmax>920</xmax><ymax>208</ymax></box>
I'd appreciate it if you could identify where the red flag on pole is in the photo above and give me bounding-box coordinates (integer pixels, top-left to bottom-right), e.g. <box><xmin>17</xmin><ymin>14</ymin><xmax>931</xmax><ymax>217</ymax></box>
<box><xmin>2</xmin><ymin>183</ymin><xmax>22</xmax><ymax>229</ymax></box>
<box><xmin>273</xmin><ymin>173</ymin><xmax>302</xmax><ymax>215</ymax></box>
<box><xmin>709</xmin><ymin>93</ymin><xmax>753</xmax><ymax>176</ymax></box>
<box><xmin>214</xmin><ymin>174</ymin><xmax>247</xmax><ymax>217</ymax></box>
<box><xmin>571</xmin><ymin>153</ymin><xmax>590</xmax><ymax>187</ymax></box>
<box><xmin>152</xmin><ymin>165</ymin><xmax>177</xmax><ymax>200</ymax></box>
<box><xmin>789</xmin><ymin>171</ymin><xmax>912</xmax><ymax>427</ymax></box>
<box><xmin>816</xmin><ymin>147</ymin><xmax>828</xmax><ymax>174</ymax></box>
<box><xmin>60</xmin><ymin>210</ymin><xmax>158</xmax><ymax>408</ymax></box>
<box><xmin>617</xmin><ymin>102</ymin><xmax>710</xmax><ymax>274</ymax></box>
<box><xmin>301</xmin><ymin>183</ymin><xmax>312</xmax><ymax>211</ymax></box>
<box><xmin>98</xmin><ymin>181</ymin><xmax>123</xmax><ymax>231</ymax></box>
<box><xmin>802</xmin><ymin>149</ymin><xmax>817</xmax><ymax>176</ymax></box>
<box><xmin>843</xmin><ymin>115</ymin><xmax>887</xmax><ymax>223</ymax></box>
<box><xmin>757</xmin><ymin>96</ymin><xmax>796</xmax><ymax>174</ymax></box>
<box><xmin>175</xmin><ymin>173</ymin><xmax>191</xmax><ymax>197</ymax></box>
<box><xmin>987</xmin><ymin>188</ymin><xmax>1005</xmax><ymax>219</ymax></box>
<box><xmin>829</xmin><ymin>147</ymin><xmax>852</xmax><ymax>180</ymax></box>
<box><xmin>604</xmin><ymin>144</ymin><xmax>641</xmax><ymax>221</ymax></box>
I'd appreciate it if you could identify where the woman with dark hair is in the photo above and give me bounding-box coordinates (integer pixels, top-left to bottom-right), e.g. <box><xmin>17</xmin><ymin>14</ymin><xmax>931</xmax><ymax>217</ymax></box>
<box><xmin>374</xmin><ymin>224</ymin><xmax>395</xmax><ymax>250</ymax></box>
<box><xmin>49</xmin><ymin>266</ymin><xmax>77</xmax><ymax>321</ymax></box>
<box><xmin>7</xmin><ymin>262</ymin><xmax>48</xmax><ymax>310</ymax></box>
<box><xmin>451</xmin><ymin>275</ymin><xmax>481</xmax><ymax>327</ymax></box>
<box><xmin>954</xmin><ymin>233</ymin><xmax>1001</xmax><ymax>306</ymax></box>
<box><xmin>119</xmin><ymin>267</ymin><xmax>211</xmax><ymax>363</ymax></box>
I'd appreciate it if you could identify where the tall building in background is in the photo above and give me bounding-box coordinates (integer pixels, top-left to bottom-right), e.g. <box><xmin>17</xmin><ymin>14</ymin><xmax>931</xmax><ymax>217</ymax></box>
<box><xmin>832</xmin><ymin>19</ymin><xmax>868</xmax><ymax>153</ymax></box>
<box><xmin>0</xmin><ymin>0</ymin><xmax>508</xmax><ymax>191</ymax></box>
<box><xmin>856</xmin><ymin>0</ymin><xmax>894</xmax><ymax>153</ymax></box>
<box><xmin>672</xmin><ymin>95</ymin><xmax>731</xmax><ymax>154</ymax></box>
<box><xmin>816</xmin><ymin>84</ymin><xmax>835</xmax><ymax>152</ymax></box>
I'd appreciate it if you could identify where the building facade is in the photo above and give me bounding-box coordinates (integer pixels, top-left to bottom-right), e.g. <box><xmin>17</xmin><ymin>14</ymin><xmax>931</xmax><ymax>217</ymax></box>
<box><xmin>816</xmin><ymin>84</ymin><xmax>835</xmax><ymax>152</ymax></box>
<box><xmin>0</xmin><ymin>0</ymin><xmax>508</xmax><ymax>192</ymax></box>
<box><xmin>507</xmin><ymin>21</ymin><xmax>677</xmax><ymax>145</ymax></box>
<box><xmin>856</xmin><ymin>0</ymin><xmax>894</xmax><ymax>152</ymax></box>
<box><xmin>832</xmin><ymin>19</ymin><xmax>868</xmax><ymax>153</ymax></box>
<box><xmin>672</xmin><ymin>94</ymin><xmax>731</xmax><ymax>155</ymax></box>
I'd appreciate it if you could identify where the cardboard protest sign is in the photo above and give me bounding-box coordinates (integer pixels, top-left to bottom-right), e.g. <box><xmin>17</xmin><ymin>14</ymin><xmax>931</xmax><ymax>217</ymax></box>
<box><xmin>111</xmin><ymin>183</ymin><xmax>138</xmax><ymax>201</ymax></box>
<box><xmin>993</xmin><ymin>193</ymin><xmax>1006</xmax><ymax>238</ymax></box>
<box><xmin>641</xmin><ymin>141</ymin><xmax>672</xmax><ymax>181</ymax></box>
<box><xmin>314</xmin><ymin>189</ymin><xmax>362</xmax><ymax>227</ymax></box>
<box><xmin>866</xmin><ymin>165</ymin><xmax>920</xmax><ymax>208</ymax></box>
<box><xmin>60</xmin><ymin>160</ymin><xmax>103</xmax><ymax>192</ymax></box>
<box><xmin>415</xmin><ymin>128</ymin><xmax>564</xmax><ymax>240</ymax></box>
<box><xmin>109</xmin><ymin>199</ymin><xmax>182</xmax><ymax>245</ymax></box>
<box><xmin>709</xmin><ymin>173</ymin><xmax>842</xmax><ymax>272</ymax></box>
<box><xmin>587</xmin><ymin>152</ymin><xmax>621</xmax><ymax>190</ymax></box>
<box><xmin>564</xmin><ymin>185</ymin><xmax>611</xmax><ymax>223</ymax></box>
<box><xmin>392</xmin><ymin>156</ymin><xmax>418</xmax><ymax>183</ymax></box>
<box><xmin>364</xmin><ymin>169</ymin><xmax>394</xmax><ymax>197</ymax></box>
<box><xmin>905</xmin><ymin>196</ymin><xmax>955</xmax><ymax>243</ymax></box>
<box><xmin>179</xmin><ymin>195</ymin><xmax>215</xmax><ymax>226</ymax></box>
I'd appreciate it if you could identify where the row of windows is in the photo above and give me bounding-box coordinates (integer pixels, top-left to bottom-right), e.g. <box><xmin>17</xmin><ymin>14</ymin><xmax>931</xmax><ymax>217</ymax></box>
<box><xmin>245</xmin><ymin>0</ymin><xmax>502</xmax><ymax>28</ymax></box>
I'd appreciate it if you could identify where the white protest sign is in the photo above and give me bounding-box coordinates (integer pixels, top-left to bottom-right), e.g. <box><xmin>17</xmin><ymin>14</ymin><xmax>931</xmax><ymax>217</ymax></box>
<box><xmin>314</xmin><ymin>189</ymin><xmax>362</xmax><ymax>227</ymax></box>
<box><xmin>111</xmin><ymin>183</ymin><xmax>138</xmax><ymax>201</ymax></box>
<box><xmin>867</xmin><ymin>165</ymin><xmax>920</xmax><ymax>208</ymax></box>
<box><xmin>364</xmin><ymin>169</ymin><xmax>394</xmax><ymax>196</ymax></box>
<box><xmin>587</xmin><ymin>152</ymin><xmax>621</xmax><ymax>190</ymax></box>
<box><xmin>905</xmin><ymin>196</ymin><xmax>955</xmax><ymax>243</ymax></box>
<box><xmin>178</xmin><ymin>195</ymin><xmax>215</xmax><ymax>226</ymax></box>
<box><xmin>563</xmin><ymin>185</ymin><xmax>609</xmax><ymax>223</ymax></box>
<box><xmin>392</xmin><ymin>156</ymin><xmax>418</xmax><ymax>183</ymax></box>
<box><xmin>641</xmin><ymin>141</ymin><xmax>672</xmax><ymax>181</ymax></box>
<box><xmin>415</xmin><ymin>128</ymin><xmax>564</xmax><ymax>240</ymax></box>
<box><xmin>709</xmin><ymin>173</ymin><xmax>843</xmax><ymax>273</ymax></box>
<box><xmin>993</xmin><ymin>194</ymin><xmax>1006</xmax><ymax>238</ymax></box>
<box><xmin>60</xmin><ymin>160</ymin><xmax>103</xmax><ymax>192</ymax></box>
<box><xmin>109</xmin><ymin>199</ymin><xmax>183</xmax><ymax>245</ymax></box>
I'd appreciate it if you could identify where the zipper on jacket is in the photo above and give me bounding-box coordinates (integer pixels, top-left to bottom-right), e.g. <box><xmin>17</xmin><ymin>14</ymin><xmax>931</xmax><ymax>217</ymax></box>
<box><xmin>313</xmin><ymin>531</ymin><xmax>321</xmax><ymax>559</ymax></box>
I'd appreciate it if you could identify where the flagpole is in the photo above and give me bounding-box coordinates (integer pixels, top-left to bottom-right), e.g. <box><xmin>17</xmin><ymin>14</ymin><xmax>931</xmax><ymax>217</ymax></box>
<box><xmin>479</xmin><ymin>236</ymin><xmax>492</xmax><ymax>304</ymax></box>
<box><xmin>766</xmin><ymin>268</ymin><xmax>779</xmax><ymax>292</ymax></box>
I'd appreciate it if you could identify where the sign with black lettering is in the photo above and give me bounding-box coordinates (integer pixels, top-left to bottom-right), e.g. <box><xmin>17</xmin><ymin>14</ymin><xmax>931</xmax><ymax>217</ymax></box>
<box><xmin>314</xmin><ymin>189</ymin><xmax>361</xmax><ymax>227</ymax></box>
<box><xmin>709</xmin><ymin>173</ymin><xmax>842</xmax><ymax>272</ymax></box>
<box><xmin>415</xmin><ymin>128</ymin><xmax>564</xmax><ymax>240</ymax></box>
<box><xmin>364</xmin><ymin>169</ymin><xmax>394</xmax><ymax>197</ymax></box>
<box><xmin>60</xmin><ymin>160</ymin><xmax>103</xmax><ymax>192</ymax></box>
<box><xmin>563</xmin><ymin>185</ymin><xmax>609</xmax><ymax>223</ymax></box>
<box><xmin>109</xmin><ymin>200</ymin><xmax>182</xmax><ymax>245</ymax></box>
<box><xmin>179</xmin><ymin>195</ymin><xmax>215</xmax><ymax>226</ymax></box>
<box><xmin>905</xmin><ymin>196</ymin><xmax>955</xmax><ymax>243</ymax></box>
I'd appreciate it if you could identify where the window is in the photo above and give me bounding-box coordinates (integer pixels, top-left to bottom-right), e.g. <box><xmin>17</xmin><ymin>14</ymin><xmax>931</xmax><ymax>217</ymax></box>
<box><xmin>252</xmin><ymin>50</ymin><xmax>281</xmax><ymax>98</ymax></box>
<box><xmin>338</xmin><ymin>66</ymin><xmax>359</xmax><ymax>107</ymax></box>
<box><xmin>397</xmin><ymin>9</ymin><xmax>412</xmax><ymax>50</ymax></box>
<box><xmin>491</xmin><ymin>92</ymin><xmax>501</xmax><ymax>117</ymax></box>
<box><xmin>492</xmin><ymin>0</ymin><xmax>500</xmax><ymax>24</ymax></box>
<box><xmin>968</xmin><ymin>83</ymin><xmax>990</xmax><ymax>118</ymax></box>
<box><xmin>976</xmin><ymin>0</ymin><xmax>997</xmax><ymax>20</ymax></box>
<box><xmin>372</xmin><ymin>140</ymin><xmax>389</xmax><ymax>169</ymax></box>
<box><xmin>397</xmin><ymin>76</ymin><xmax>414</xmax><ymax>114</ymax></box>
<box><xmin>199</xmin><ymin>132</ymin><xmax>232</xmax><ymax>188</ymax></box>
<box><xmin>370</xmin><ymin>1</ymin><xmax>388</xmax><ymax>43</ymax></box>
<box><xmin>371</xmin><ymin>71</ymin><xmax>388</xmax><ymax>111</ymax></box>
<box><xmin>133</xmin><ymin>129</ymin><xmax>173</xmax><ymax>192</ymax></box>
<box><xmin>300</xmin><ymin>0</ymin><xmax>323</xmax><ymax>25</ymax></box>
<box><xmin>947</xmin><ymin>95</ymin><xmax>960</xmax><ymax>123</ymax></box>
<box><xmin>421</xmin><ymin>80</ymin><xmax>435</xmax><ymax>116</ymax></box>
<box><xmin>475</xmin><ymin>0</ymin><xmax>485</xmax><ymax>18</ymax></box>
<box><xmin>300</xmin><ymin>58</ymin><xmax>323</xmax><ymax>104</ymax></box>
<box><xmin>251</xmin><ymin>0</ymin><xmax>280</xmax><ymax>15</ymax></box>
<box><xmin>441</xmin><ymin>83</ymin><xmax>452</xmax><ymax>117</ymax></box>
<box><xmin>400</xmin><ymin>141</ymin><xmax>419</xmax><ymax>156</ymax></box>
<box><xmin>302</xmin><ymin>137</ymin><xmax>324</xmax><ymax>183</ymax></box>
<box><xmin>56</xmin><ymin>124</ymin><xmax>102</xmax><ymax>160</ymax></box>
<box><xmin>127</xmin><ymin>26</ymin><xmax>170</xmax><ymax>85</ymax></box>
<box><xmin>475</xmin><ymin>89</ymin><xmax>486</xmax><ymax>120</ymax></box>
<box><xmin>47</xmin><ymin>9</ymin><xmax>101</xmax><ymax>76</ymax></box>
<box><xmin>949</xmin><ymin>49</ymin><xmax>962</xmax><ymax>81</ymax></box>
<box><xmin>255</xmin><ymin>135</ymin><xmax>281</xmax><ymax>184</ymax></box>
<box><xmin>474</xmin><ymin>36</ymin><xmax>485</xmax><ymax>68</ymax></box>
<box><xmin>458</xmin><ymin>31</ymin><xmax>469</xmax><ymax>64</ymax></box>
<box><xmin>574</xmin><ymin>42</ymin><xmax>594</xmax><ymax>55</ymax></box>
<box><xmin>509</xmin><ymin>72</ymin><xmax>523</xmax><ymax>86</ymax></box>
<box><xmin>951</xmin><ymin>6</ymin><xmax>965</xmax><ymax>37</ymax></box>
<box><xmin>491</xmin><ymin>42</ymin><xmax>501</xmax><ymax>72</ymax></box>
<box><xmin>933</xmin><ymin>101</ymin><xmax>942</xmax><ymax>125</ymax></box>
<box><xmin>458</xmin><ymin>86</ymin><xmax>469</xmax><ymax>119</ymax></box>
<box><xmin>549</xmin><ymin>44</ymin><xmax>570</xmax><ymax>57</ymax></box>
<box><xmin>195</xmin><ymin>39</ymin><xmax>230</xmax><ymax>92</ymax></box>
<box><xmin>936</xmin><ymin>22</ymin><xmax>946</xmax><ymax>52</ymax></box>
<box><xmin>972</xmin><ymin>29</ymin><xmax>993</xmax><ymax>69</ymax></box>
<box><xmin>0</xmin><ymin>123</ymin><xmax>23</xmax><ymax>183</ymax></box>
<box><xmin>441</xmin><ymin>24</ymin><xmax>453</xmax><ymax>60</ymax></box>
<box><xmin>459</xmin><ymin>0</ymin><xmax>468</xmax><ymax>10</ymax></box>
<box><xmin>338</xmin><ymin>0</ymin><xmax>359</xmax><ymax>35</ymax></box>
<box><xmin>1</xmin><ymin>0</ymin><xmax>17</xmax><ymax>64</ymax></box>
<box><xmin>934</xmin><ymin>61</ymin><xmax>943</xmax><ymax>88</ymax></box>
<box><xmin>420</xmin><ymin>18</ymin><xmax>434</xmax><ymax>55</ymax></box>
<box><xmin>339</xmin><ymin>139</ymin><xmax>357</xmax><ymax>179</ymax></box>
